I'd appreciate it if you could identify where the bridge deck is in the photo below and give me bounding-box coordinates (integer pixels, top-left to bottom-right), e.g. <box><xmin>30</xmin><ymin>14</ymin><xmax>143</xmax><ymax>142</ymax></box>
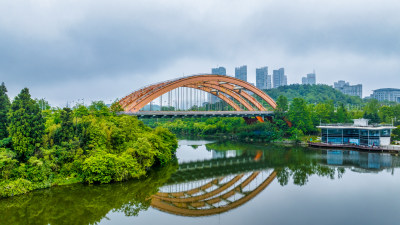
<box><xmin>120</xmin><ymin>111</ymin><xmax>274</xmax><ymax>119</ymax></box>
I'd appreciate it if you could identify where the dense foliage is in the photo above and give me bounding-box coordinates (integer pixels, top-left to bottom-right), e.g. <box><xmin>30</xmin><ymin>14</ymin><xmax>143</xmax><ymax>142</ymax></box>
<box><xmin>0</xmin><ymin>82</ymin><xmax>10</xmax><ymax>140</ymax></box>
<box><xmin>145</xmin><ymin>95</ymin><xmax>400</xmax><ymax>143</ymax></box>
<box><xmin>8</xmin><ymin>88</ymin><xmax>45</xmax><ymax>161</ymax></box>
<box><xmin>145</xmin><ymin>117</ymin><xmax>284</xmax><ymax>142</ymax></box>
<box><xmin>274</xmin><ymin>97</ymin><xmax>400</xmax><ymax>140</ymax></box>
<box><xmin>265</xmin><ymin>84</ymin><xmax>363</xmax><ymax>105</ymax></box>
<box><xmin>0</xmin><ymin>85</ymin><xmax>177</xmax><ymax>198</ymax></box>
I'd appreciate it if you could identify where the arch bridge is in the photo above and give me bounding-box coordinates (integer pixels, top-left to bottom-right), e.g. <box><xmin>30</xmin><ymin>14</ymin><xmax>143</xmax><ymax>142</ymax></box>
<box><xmin>119</xmin><ymin>74</ymin><xmax>277</xmax><ymax>122</ymax></box>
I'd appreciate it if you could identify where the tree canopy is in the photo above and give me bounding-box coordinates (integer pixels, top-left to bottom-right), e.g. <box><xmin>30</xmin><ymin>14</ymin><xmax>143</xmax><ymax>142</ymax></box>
<box><xmin>0</xmin><ymin>82</ymin><xmax>10</xmax><ymax>140</ymax></box>
<box><xmin>8</xmin><ymin>88</ymin><xmax>45</xmax><ymax>161</ymax></box>
<box><xmin>265</xmin><ymin>84</ymin><xmax>363</xmax><ymax>105</ymax></box>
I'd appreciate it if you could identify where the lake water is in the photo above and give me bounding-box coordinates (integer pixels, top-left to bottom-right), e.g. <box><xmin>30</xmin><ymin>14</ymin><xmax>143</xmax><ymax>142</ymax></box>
<box><xmin>1</xmin><ymin>140</ymin><xmax>400</xmax><ymax>225</ymax></box>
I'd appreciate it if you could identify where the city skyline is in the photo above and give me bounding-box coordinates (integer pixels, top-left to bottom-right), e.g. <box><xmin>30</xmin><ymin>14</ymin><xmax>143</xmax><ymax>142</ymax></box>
<box><xmin>0</xmin><ymin>0</ymin><xmax>399</xmax><ymax>106</ymax></box>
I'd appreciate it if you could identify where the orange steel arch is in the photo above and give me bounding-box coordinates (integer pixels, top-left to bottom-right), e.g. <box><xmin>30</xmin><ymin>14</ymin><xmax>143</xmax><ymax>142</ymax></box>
<box><xmin>150</xmin><ymin>171</ymin><xmax>277</xmax><ymax>217</ymax></box>
<box><xmin>187</xmin><ymin>83</ymin><xmax>255</xmax><ymax>111</ymax></box>
<box><xmin>207</xmin><ymin>81</ymin><xmax>265</xmax><ymax>110</ymax></box>
<box><xmin>120</xmin><ymin>74</ymin><xmax>277</xmax><ymax>112</ymax></box>
<box><xmin>185</xmin><ymin>85</ymin><xmax>244</xmax><ymax>111</ymax></box>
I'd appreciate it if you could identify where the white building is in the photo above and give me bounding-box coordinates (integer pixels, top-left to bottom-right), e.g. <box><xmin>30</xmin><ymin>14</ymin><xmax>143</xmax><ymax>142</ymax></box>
<box><xmin>333</xmin><ymin>80</ymin><xmax>362</xmax><ymax>98</ymax></box>
<box><xmin>317</xmin><ymin>119</ymin><xmax>396</xmax><ymax>147</ymax></box>
<box><xmin>370</xmin><ymin>88</ymin><xmax>400</xmax><ymax>103</ymax></box>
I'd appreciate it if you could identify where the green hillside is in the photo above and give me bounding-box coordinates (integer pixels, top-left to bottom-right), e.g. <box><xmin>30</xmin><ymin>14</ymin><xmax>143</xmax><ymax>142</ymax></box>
<box><xmin>264</xmin><ymin>84</ymin><xmax>363</xmax><ymax>105</ymax></box>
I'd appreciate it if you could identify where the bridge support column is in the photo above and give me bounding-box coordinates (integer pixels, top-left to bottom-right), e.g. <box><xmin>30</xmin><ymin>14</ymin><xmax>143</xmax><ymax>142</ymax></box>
<box><xmin>256</xmin><ymin>116</ymin><xmax>264</xmax><ymax>123</ymax></box>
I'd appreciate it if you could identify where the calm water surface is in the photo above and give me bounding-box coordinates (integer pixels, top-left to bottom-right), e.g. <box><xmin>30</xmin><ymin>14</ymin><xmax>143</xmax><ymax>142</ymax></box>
<box><xmin>1</xmin><ymin>140</ymin><xmax>400</xmax><ymax>225</ymax></box>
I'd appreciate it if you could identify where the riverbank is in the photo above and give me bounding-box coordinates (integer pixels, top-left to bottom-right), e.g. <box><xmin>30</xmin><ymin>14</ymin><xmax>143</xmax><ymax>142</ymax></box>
<box><xmin>0</xmin><ymin>157</ymin><xmax>179</xmax><ymax>199</ymax></box>
<box><xmin>0</xmin><ymin>97</ymin><xmax>178</xmax><ymax>199</ymax></box>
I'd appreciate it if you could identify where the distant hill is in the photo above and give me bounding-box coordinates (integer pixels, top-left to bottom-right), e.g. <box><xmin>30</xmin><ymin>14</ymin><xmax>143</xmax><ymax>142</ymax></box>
<box><xmin>264</xmin><ymin>84</ymin><xmax>363</xmax><ymax>105</ymax></box>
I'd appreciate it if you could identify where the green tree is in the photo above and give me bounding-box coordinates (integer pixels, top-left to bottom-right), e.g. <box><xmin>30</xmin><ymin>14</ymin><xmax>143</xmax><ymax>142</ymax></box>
<box><xmin>0</xmin><ymin>82</ymin><xmax>11</xmax><ymax>140</ymax></box>
<box><xmin>8</xmin><ymin>88</ymin><xmax>45</xmax><ymax>161</ymax></box>
<box><xmin>265</xmin><ymin>84</ymin><xmax>363</xmax><ymax>105</ymax></box>
<box><xmin>273</xmin><ymin>95</ymin><xmax>290</xmax><ymax>134</ymax></box>
<box><xmin>110</xmin><ymin>100</ymin><xmax>124</xmax><ymax>114</ymax></box>
<box><xmin>288</xmin><ymin>98</ymin><xmax>314</xmax><ymax>134</ymax></box>
<box><xmin>392</xmin><ymin>125</ymin><xmax>400</xmax><ymax>141</ymax></box>
<box><xmin>37</xmin><ymin>98</ymin><xmax>51</xmax><ymax>111</ymax></box>
<box><xmin>363</xmin><ymin>99</ymin><xmax>380</xmax><ymax>123</ymax></box>
<box><xmin>336</xmin><ymin>103</ymin><xmax>349</xmax><ymax>123</ymax></box>
<box><xmin>88</xmin><ymin>101</ymin><xmax>111</xmax><ymax>117</ymax></box>
<box><xmin>314</xmin><ymin>102</ymin><xmax>334</xmax><ymax>124</ymax></box>
<box><xmin>74</xmin><ymin>104</ymin><xmax>89</xmax><ymax>117</ymax></box>
<box><xmin>0</xmin><ymin>150</ymin><xmax>18</xmax><ymax>180</ymax></box>
<box><xmin>275</xmin><ymin>95</ymin><xmax>288</xmax><ymax>112</ymax></box>
<box><xmin>378</xmin><ymin>105</ymin><xmax>393</xmax><ymax>124</ymax></box>
<box><xmin>55</xmin><ymin>107</ymin><xmax>74</xmax><ymax>144</ymax></box>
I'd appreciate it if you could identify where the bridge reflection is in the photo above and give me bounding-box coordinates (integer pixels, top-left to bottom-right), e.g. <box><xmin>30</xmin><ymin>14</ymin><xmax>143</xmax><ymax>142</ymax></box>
<box><xmin>151</xmin><ymin>148</ymin><xmax>277</xmax><ymax>217</ymax></box>
<box><xmin>152</xmin><ymin>171</ymin><xmax>276</xmax><ymax>217</ymax></box>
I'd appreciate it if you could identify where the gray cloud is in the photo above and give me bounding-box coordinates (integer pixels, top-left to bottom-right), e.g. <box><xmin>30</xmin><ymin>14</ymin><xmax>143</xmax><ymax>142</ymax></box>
<box><xmin>0</xmin><ymin>0</ymin><xmax>399</xmax><ymax>105</ymax></box>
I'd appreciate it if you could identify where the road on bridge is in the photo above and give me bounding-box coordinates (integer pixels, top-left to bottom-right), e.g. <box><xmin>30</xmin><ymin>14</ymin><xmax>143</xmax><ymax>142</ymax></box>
<box><xmin>119</xmin><ymin>110</ymin><xmax>275</xmax><ymax>119</ymax></box>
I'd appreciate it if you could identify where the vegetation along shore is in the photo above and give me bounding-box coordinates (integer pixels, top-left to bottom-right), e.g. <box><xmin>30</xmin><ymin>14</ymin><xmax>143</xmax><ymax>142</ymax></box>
<box><xmin>0</xmin><ymin>83</ymin><xmax>178</xmax><ymax>198</ymax></box>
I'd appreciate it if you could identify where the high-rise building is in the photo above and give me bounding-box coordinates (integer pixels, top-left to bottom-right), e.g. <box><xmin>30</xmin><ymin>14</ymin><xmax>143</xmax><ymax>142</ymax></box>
<box><xmin>212</xmin><ymin>67</ymin><xmax>226</xmax><ymax>76</ymax></box>
<box><xmin>256</xmin><ymin>66</ymin><xmax>270</xmax><ymax>90</ymax></box>
<box><xmin>334</xmin><ymin>80</ymin><xmax>349</xmax><ymax>89</ymax></box>
<box><xmin>235</xmin><ymin>65</ymin><xmax>247</xmax><ymax>82</ymax></box>
<box><xmin>302</xmin><ymin>72</ymin><xmax>316</xmax><ymax>85</ymax></box>
<box><xmin>266</xmin><ymin>74</ymin><xmax>272</xmax><ymax>89</ymax></box>
<box><xmin>273</xmin><ymin>68</ymin><xmax>287</xmax><ymax>88</ymax></box>
<box><xmin>210</xmin><ymin>67</ymin><xmax>227</xmax><ymax>103</ymax></box>
<box><xmin>333</xmin><ymin>80</ymin><xmax>362</xmax><ymax>98</ymax></box>
<box><xmin>273</xmin><ymin>69</ymin><xmax>280</xmax><ymax>88</ymax></box>
<box><xmin>307</xmin><ymin>73</ymin><xmax>316</xmax><ymax>84</ymax></box>
<box><xmin>283</xmin><ymin>74</ymin><xmax>287</xmax><ymax>86</ymax></box>
<box><xmin>371</xmin><ymin>88</ymin><xmax>400</xmax><ymax>103</ymax></box>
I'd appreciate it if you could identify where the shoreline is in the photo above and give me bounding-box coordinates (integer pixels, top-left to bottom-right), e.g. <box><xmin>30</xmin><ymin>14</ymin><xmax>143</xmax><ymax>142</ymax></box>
<box><xmin>308</xmin><ymin>142</ymin><xmax>400</xmax><ymax>154</ymax></box>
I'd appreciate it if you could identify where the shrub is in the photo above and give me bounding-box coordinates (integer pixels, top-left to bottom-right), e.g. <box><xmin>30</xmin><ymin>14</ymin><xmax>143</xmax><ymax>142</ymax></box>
<box><xmin>0</xmin><ymin>150</ymin><xmax>18</xmax><ymax>180</ymax></box>
<box><xmin>26</xmin><ymin>157</ymin><xmax>52</xmax><ymax>182</ymax></box>
<box><xmin>82</xmin><ymin>152</ymin><xmax>145</xmax><ymax>184</ymax></box>
<box><xmin>0</xmin><ymin>178</ymin><xmax>33</xmax><ymax>198</ymax></box>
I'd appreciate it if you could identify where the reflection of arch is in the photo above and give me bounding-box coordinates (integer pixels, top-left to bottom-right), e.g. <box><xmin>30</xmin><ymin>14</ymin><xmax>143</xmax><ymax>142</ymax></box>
<box><xmin>119</xmin><ymin>74</ymin><xmax>277</xmax><ymax>112</ymax></box>
<box><xmin>150</xmin><ymin>170</ymin><xmax>276</xmax><ymax>217</ymax></box>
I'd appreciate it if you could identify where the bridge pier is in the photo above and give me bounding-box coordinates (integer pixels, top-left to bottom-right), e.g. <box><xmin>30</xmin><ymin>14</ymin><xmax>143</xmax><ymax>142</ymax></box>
<box><xmin>243</xmin><ymin>117</ymin><xmax>259</xmax><ymax>125</ymax></box>
<box><xmin>243</xmin><ymin>116</ymin><xmax>273</xmax><ymax>125</ymax></box>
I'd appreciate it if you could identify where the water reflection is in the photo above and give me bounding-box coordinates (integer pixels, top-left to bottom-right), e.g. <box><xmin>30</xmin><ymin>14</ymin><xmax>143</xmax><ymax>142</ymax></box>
<box><xmin>326</xmin><ymin>150</ymin><xmax>395</xmax><ymax>171</ymax></box>
<box><xmin>152</xmin><ymin>171</ymin><xmax>276</xmax><ymax>217</ymax></box>
<box><xmin>0</xmin><ymin>162</ymin><xmax>178</xmax><ymax>225</ymax></box>
<box><xmin>1</xmin><ymin>141</ymin><xmax>400</xmax><ymax>225</ymax></box>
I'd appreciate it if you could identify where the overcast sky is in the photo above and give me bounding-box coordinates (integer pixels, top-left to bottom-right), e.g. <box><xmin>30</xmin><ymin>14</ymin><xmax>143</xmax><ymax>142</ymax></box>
<box><xmin>0</xmin><ymin>0</ymin><xmax>399</xmax><ymax>106</ymax></box>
